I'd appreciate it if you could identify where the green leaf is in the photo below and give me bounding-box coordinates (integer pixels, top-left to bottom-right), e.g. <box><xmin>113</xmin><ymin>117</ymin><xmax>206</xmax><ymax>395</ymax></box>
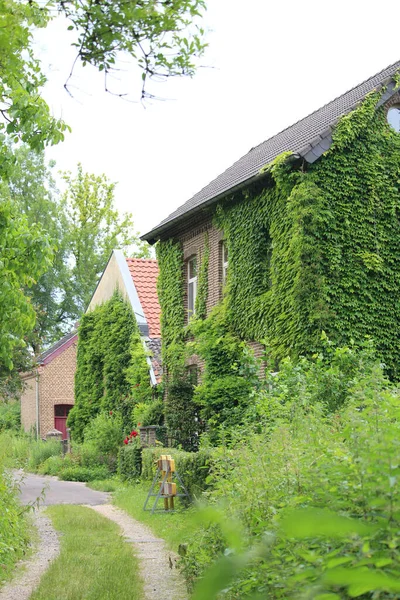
<box><xmin>280</xmin><ymin>508</ymin><xmax>375</xmax><ymax>539</ymax></box>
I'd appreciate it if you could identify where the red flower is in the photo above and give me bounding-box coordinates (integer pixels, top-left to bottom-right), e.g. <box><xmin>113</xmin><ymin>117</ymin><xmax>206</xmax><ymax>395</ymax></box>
<box><xmin>131</xmin><ymin>430</ymin><xmax>138</xmax><ymax>437</ymax></box>
<box><xmin>109</xmin><ymin>411</ymin><xmax>113</xmax><ymax>416</ymax></box>
<box><xmin>137</xmin><ymin>423</ymin><xmax>141</xmax><ymax>427</ymax></box>
<box><xmin>123</xmin><ymin>438</ymin><xmax>129</xmax><ymax>445</ymax></box>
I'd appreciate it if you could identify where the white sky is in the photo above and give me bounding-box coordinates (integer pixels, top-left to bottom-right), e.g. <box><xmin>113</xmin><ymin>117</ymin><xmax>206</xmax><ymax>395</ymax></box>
<box><xmin>35</xmin><ymin>0</ymin><xmax>400</xmax><ymax>238</ymax></box>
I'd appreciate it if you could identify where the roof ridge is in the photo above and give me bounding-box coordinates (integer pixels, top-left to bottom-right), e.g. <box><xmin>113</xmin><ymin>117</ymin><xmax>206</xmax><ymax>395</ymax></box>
<box><xmin>142</xmin><ymin>58</ymin><xmax>400</xmax><ymax>242</ymax></box>
<box><xmin>248</xmin><ymin>59</ymin><xmax>400</xmax><ymax>155</ymax></box>
<box><xmin>126</xmin><ymin>257</ymin><xmax>157</xmax><ymax>262</ymax></box>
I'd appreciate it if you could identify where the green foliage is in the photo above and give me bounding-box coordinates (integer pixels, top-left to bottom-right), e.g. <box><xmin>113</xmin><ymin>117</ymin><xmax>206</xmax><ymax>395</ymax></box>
<box><xmin>56</xmin><ymin>0</ymin><xmax>207</xmax><ymax>100</ymax></box>
<box><xmin>83</xmin><ymin>412</ymin><xmax>123</xmax><ymax>459</ymax></box>
<box><xmin>126</xmin><ymin>330</ymin><xmax>154</xmax><ymax>406</ymax></box>
<box><xmin>0</xmin><ymin>189</ymin><xmax>53</xmax><ymax>369</ymax></box>
<box><xmin>141</xmin><ymin>446</ymin><xmax>214</xmax><ymax>499</ymax></box>
<box><xmin>58</xmin><ymin>465</ymin><xmax>110</xmax><ymax>482</ymax></box>
<box><xmin>117</xmin><ymin>446</ymin><xmax>142</xmax><ymax>480</ymax></box>
<box><xmin>180</xmin><ymin>346</ymin><xmax>400</xmax><ymax>599</ymax></box>
<box><xmin>156</xmin><ymin>239</ymin><xmax>186</xmax><ymax>375</ymax></box>
<box><xmin>61</xmin><ymin>164</ymin><xmax>149</xmax><ymax>314</ymax></box>
<box><xmin>37</xmin><ymin>454</ymin><xmax>74</xmax><ymax>476</ymax></box>
<box><xmin>0</xmin><ymin>466</ymin><xmax>29</xmax><ymax>583</ymax></box>
<box><xmin>214</xmin><ymin>88</ymin><xmax>400</xmax><ymax>378</ymax></box>
<box><xmin>27</xmin><ymin>439</ymin><xmax>63</xmax><ymax>471</ymax></box>
<box><xmin>165</xmin><ymin>377</ymin><xmax>200</xmax><ymax>451</ymax></box>
<box><xmin>70</xmin><ymin>291</ymin><xmax>138</xmax><ymax>440</ymax></box>
<box><xmin>0</xmin><ymin>402</ymin><xmax>20</xmax><ymax>432</ymax></box>
<box><xmin>195</xmin><ymin>235</ymin><xmax>210</xmax><ymax>320</ymax></box>
<box><xmin>133</xmin><ymin>399</ymin><xmax>164</xmax><ymax>427</ymax></box>
<box><xmin>190</xmin><ymin>303</ymin><xmax>261</xmax><ymax>442</ymax></box>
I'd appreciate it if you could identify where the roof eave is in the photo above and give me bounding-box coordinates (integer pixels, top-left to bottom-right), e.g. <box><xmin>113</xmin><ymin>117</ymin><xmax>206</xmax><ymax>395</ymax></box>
<box><xmin>141</xmin><ymin>169</ymin><xmax>272</xmax><ymax>244</ymax></box>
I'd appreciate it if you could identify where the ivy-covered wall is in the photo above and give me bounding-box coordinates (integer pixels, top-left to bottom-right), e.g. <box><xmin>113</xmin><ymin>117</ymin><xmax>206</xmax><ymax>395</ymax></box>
<box><xmin>157</xmin><ymin>86</ymin><xmax>400</xmax><ymax>440</ymax></box>
<box><xmin>68</xmin><ymin>290</ymin><xmax>155</xmax><ymax>441</ymax></box>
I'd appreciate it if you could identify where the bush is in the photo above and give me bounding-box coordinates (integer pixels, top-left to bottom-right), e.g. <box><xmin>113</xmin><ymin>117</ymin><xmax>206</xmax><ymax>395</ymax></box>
<box><xmin>59</xmin><ymin>465</ymin><xmax>110</xmax><ymax>482</ymax></box>
<box><xmin>27</xmin><ymin>439</ymin><xmax>63</xmax><ymax>471</ymax></box>
<box><xmin>0</xmin><ymin>402</ymin><xmax>20</xmax><ymax>432</ymax></box>
<box><xmin>37</xmin><ymin>454</ymin><xmax>74</xmax><ymax>476</ymax></box>
<box><xmin>0</xmin><ymin>436</ymin><xmax>29</xmax><ymax>581</ymax></box>
<box><xmin>181</xmin><ymin>350</ymin><xmax>400</xmax><ymax>598</ymax></box>
<box><xmin>118</xmin><ymin>445</ymin><xmax>142</xmax><ymax>480</ymax></box>
<box><xmin>141</xmin><ymin>446</ymin><xmax>215</xmax><ymax>500</ymax></box>
<box><xmin>83</xmin><ymin>412</ymin><xmax>123</xmax><ymax>458</ymax></box>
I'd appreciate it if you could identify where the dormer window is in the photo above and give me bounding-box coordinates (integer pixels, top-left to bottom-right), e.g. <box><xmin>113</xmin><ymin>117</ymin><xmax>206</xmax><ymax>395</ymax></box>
<box><xmin>387</xmin><ymin>106</ymin><xmax>400</xmax><ymax>132</ymax></box>
<box><xmin>187</xmin><ymin>256</ymin><xmax>197</xmax><ymax>318</ymax></box>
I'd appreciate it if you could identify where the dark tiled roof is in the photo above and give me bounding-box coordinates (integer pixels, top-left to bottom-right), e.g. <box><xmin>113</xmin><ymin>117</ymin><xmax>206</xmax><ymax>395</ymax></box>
<box><xmin>142</xmin><ymin>60</ymin><xmax>400</xmax><ymax>242</ymax></box>
<box><xmin>126</xmin><ymin>258</ymin><xmax>161</xmax><ymax>338</ymax></box>
<box><xmin>146</xmin><ymin>337</ymin><xmax>162</xmax><ymax>384</ymax></box>
<box><xmin>38</xmin><ymin>329</ymin><xmax>78</xmax><ymax>364</ymax></box>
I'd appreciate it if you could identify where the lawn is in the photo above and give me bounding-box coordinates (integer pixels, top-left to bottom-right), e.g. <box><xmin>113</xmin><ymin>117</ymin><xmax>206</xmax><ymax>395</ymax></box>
<box><xmin>112</xmin><ymin>481</ymin><xmax>197</xmax><ymax>553</ymax></box>
<box><xmin>30</xmin><ymin>505</ymin><xmax>144</xmax><ymax>600</ymax></box>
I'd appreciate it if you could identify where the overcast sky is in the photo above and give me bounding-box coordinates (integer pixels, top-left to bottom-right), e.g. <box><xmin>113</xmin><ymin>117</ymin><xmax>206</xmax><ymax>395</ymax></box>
<box><xmin>35</xmin><ymin>0</ymin><xmax>399</xmax><ymax>238</ymax></box>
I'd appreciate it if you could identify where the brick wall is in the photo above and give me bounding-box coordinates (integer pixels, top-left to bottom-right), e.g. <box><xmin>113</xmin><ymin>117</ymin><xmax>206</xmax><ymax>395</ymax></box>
<box><xmin>39</xmin><ymin>342</ymin><xmax>77</xmax><ymax>437</ymax></box>
<box><xmin>20</xmin><ymin>374</ymin><xmax>37</xmax><ymax>435</ymax></box>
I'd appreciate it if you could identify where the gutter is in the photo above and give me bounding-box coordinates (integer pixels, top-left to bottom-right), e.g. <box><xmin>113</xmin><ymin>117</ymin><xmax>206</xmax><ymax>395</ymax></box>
<box><xmin>141</xmin><ymin>154</ymin><xmax>301</xmax><ymax>244</ymax></box>
<box><xmin>141</xmin><ymin>171</ymin><xmax>269</xmax><ymax>244</ymax></box>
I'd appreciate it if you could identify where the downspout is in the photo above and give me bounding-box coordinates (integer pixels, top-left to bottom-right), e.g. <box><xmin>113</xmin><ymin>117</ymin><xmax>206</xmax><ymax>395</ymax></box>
<box><xmin>35</xmin><ymin>369</ymin><xmax>40</xmax><ymax>440</ymax></box>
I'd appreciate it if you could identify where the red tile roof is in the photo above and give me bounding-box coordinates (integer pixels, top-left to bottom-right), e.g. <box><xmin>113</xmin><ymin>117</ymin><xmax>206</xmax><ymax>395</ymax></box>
<box><xmin>126</xmin><ymin>258</ymin><xmax>161</xmax><ymax>338</ymax></box>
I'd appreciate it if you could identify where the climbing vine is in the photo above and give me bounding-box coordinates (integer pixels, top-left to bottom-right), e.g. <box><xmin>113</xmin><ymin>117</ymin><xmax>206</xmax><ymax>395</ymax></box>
<box><xmin>157</xmin><ymin>80</ymin><xmax>400</xmax><ymax>439</ymax></box>
<box><xmin>69</xmin><ymin>290</ymin><xmax>154</xmax><ymax>440</ymax></box>
<box><xmin>194</xmin><ymin>233</ymin><xmax>209</xmax><ymax>320</ymax></box>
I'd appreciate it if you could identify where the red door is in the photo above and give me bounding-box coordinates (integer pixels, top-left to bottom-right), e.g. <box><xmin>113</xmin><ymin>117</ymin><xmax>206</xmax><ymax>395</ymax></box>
<box><xmin>54</xmin><ymin>405</ymin><xmax>73</xmax><ymax>440</ymax></box>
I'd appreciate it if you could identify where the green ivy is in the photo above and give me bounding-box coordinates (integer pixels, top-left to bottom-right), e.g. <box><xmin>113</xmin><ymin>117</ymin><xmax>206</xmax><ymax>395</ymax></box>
<box><xmin>157</xmin><ymin>81</ymin><xmax>400</xmax><ymax>438</ymax></box>
<box><xmin>69</xmin><ymin>290</ymin><xmax>154</xmax><ymax>440</ymax></box>
<box><xmin>195</xmin><ymin>233</ymin><xmax>209</xmax><ymax>319</ymax></box>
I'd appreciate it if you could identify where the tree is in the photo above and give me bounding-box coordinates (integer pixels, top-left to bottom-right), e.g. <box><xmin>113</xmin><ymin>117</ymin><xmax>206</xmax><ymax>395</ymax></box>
<box><xmin>0</xmin><ymin>0</ymin><xmax>205</xmax><ymax>376</ymax></box>
<box><xmin>56</xmin><ymin>0</ymin><xmax>207</xmax><ymax>100</ymax></box>
<box><xmin>7</xmin><ymin>146</ymin><xmax>72</xmax><ymax>352</ymax></box>
<box><xmin>62</xmin><ymin>163</ymin><xmax>150</xmax><ymax>313</ymax></box>
<box><xmin>0</xmin><ymin>183</ymin><xmax>52</xmax><ymax>369</ymax></box>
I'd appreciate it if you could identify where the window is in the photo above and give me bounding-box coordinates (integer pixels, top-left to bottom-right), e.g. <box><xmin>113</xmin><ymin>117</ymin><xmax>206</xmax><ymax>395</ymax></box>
<box><xmin>387</xmin><ymin>106</ymin><xmax>400</xmax><ymax>132</ymax></box>
<box><xmin>187</xmin><ymin>256</ymin><xmax>197</xmax><ymax>318</ymax></box>
<box><xmin>221</xmin><ymin>241</ymin><xmax>228</xmax><ymax>285</ymax></box>
<box><xmin>187</xmin><ymin>365</ymin><xmax>198</xmax><ymax>386</ymax></box>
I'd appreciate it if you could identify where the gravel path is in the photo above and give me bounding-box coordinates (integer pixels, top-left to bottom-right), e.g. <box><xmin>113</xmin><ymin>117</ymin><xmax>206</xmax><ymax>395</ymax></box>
<box><xmin>0</xmin><ymin>509</ymin><xmax>60</xmax><ymax>600</ymax></box>
<box><xmin>90</xmin><ymin>504</ymin><xmax>187</xmax><ymax>600</ymax></box>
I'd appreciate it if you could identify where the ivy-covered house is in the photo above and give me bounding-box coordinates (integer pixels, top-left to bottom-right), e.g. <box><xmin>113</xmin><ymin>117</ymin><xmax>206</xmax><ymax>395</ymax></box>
<box><xmin>61</xmin><ymin>250</ymin><xmax>162</xmax><ymax>440</ymax></box>
<box><xmin>142</xmin><ymin>60</ymin><xmax>400</xmax><ymax>445</ymax></box>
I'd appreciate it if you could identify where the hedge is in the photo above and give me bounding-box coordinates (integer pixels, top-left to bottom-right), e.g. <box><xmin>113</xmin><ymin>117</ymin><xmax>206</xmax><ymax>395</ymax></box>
<box><xmin>118</xmin><ymin>445</ymin><xmax>142</xmax><ymax>480</ymax></box>
<box><xmin>141</xmin><ymin>446</ymin><xmax>215</xmax><ymax>500</ymax></box>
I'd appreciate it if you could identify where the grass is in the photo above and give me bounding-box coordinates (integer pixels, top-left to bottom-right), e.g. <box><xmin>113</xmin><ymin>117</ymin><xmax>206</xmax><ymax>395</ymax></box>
<box><xmin>113</xmin><ymin>481</ymin><xmax>196</xmax><ymax>552</ymax></box>
<box><xmin>86</xmin><ymin>478</ymin><xmax>121</xmax><ymax>492</ymax></box>
<box><xmin>30</xmin><ymin>505</ymin><xmax>144</xmax><ymax>600</ymax></box>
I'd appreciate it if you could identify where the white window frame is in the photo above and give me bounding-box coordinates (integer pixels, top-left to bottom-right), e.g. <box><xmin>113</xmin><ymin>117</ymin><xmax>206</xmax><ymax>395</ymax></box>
<box><xmin>222</xmin><ymin>241</ymin><xmax>228</xmax><ymax>285</ymax></box>
<box><xmin>187</xmin><ymin>256</ymin><xmax>197</xmax><ymax>318</ymax></box>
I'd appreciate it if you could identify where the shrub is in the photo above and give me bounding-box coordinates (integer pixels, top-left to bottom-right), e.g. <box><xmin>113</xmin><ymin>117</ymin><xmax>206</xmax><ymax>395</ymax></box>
<box><xmin>181</xmin><ymin>355</ymin><xmax>400</xmax><ymax>598</ymax></box>
<box><xmin>118</xmin><ymin>445</ymin><xmax>142</xmax><ymax>480</ymax></box>
<box><xmin>37</xmin><ymin>454</ymin><xmax>74</xmax><ymax>476</ymax></box>
<box><xmin>59</xmin><ymin>465</ymin><xmax>109</xmax><ymax>482</ymax></box>
<box><xmin>0</xmin><ymin>402</ymin><xmax>20</xmax><ymax>432</ymax></box>
<box><xmin>0</xmin><ymin>436</ymin><xmax>29</xmax><ymax>581</ymax></box>
<box><xmin>132</xmin><ymin>399</ymin><xmax>164</xmax><ymax>427</ymax></box>
<box><xmin>27</xmin><ymin>439</ymin><xmax>62</xmax><ymax>471</ymax></box>
<box><xmin>83</xmin><ymin>412</ymin><xmax>123</xmax><ymax>458</ymax></box>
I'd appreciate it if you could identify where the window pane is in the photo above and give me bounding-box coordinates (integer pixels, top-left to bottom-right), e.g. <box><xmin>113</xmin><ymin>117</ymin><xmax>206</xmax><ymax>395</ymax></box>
<box><xmin>188</xmin><ymin>281</ymin><xmax>194</xmax><ymax>315</ymax></box>
<box><xmin>388</xmin><ymin>107</ymin><xmax>400</xmax><ymax>132</ymax></box>
<box><xmin>189</xmin><ymin>257</ymin><xmax>197</xmax><ymax>279</ymax></box>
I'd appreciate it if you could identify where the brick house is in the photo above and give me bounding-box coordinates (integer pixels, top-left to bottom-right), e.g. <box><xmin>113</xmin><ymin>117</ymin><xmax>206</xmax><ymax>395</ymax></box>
<box><xmin>20</xmin><ymin>251</ymin><xmax>161</xmax><ymax>439</ymax></box>
<box><xmin>20</xmin><ymin>330</ymin><xmax>78</xmax><ymax>439</ymax></box>
<box><xmin>142</xmin><ymin>60</ymin><xmax>400</xmax><ymax>379</ymax></box>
